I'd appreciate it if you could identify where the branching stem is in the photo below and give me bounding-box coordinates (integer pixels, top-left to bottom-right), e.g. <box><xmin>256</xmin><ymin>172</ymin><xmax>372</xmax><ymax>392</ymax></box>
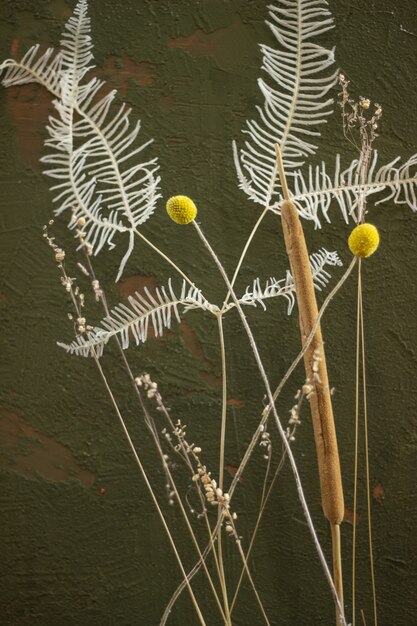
<box><xmin>192</xmin><ymin>220</ymin><xmax>346</xmax><ymax>625</ymax></box>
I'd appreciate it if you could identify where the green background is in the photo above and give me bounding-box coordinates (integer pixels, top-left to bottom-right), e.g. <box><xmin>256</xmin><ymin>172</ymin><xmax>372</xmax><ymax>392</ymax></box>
<box><xmin>1</xmin><ymin>1</ymin><xmax>416</xmax><ymax>624</ymax></box>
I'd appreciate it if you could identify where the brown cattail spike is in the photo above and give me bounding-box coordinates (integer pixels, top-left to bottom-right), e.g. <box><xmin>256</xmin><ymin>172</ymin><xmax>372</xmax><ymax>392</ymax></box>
<box><xmin>280</xmin><ymin>198</ymin><xmax>344</xmax><ymax>525</ymax></box>
<box><xmin>275</xmin><ymin>143</ymin><xmax>345</xmax><ymax>625</ymax></box>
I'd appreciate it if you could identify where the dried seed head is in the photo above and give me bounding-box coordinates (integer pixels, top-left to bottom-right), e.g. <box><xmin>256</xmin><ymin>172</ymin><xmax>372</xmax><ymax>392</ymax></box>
<box><xmin>302</xmin><ymin>383</ymin><xmax>313</xmax><ymax>396</ymax></box>
<box><xmin>55</xmin><ymin>249</ymin><xmax>65</xmax><ymax>263</ymax></box>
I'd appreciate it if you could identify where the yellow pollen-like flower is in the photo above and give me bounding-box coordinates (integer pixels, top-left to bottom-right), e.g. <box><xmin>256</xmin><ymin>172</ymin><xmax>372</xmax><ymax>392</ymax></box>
<box><xmin>166</xmin><ymin>195</ymin><xmax>197</xmax><ymax>224</ymax></box>
<box><xmin>348</xmin><ymin>223</ymin><xmax>380</xmax><ymax>258</ymax></box>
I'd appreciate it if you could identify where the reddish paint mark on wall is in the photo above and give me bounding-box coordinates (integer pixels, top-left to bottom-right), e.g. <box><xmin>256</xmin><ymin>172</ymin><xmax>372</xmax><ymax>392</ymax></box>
<box><xmin>6</xmin><ymin>83</ymin><xmax>53</xmax><ymax>168</ymax></box>
<box><xmin>226</xmin><ymin>464</ymin><xmax>244</xmax><ymax>482</ymax></box>
<box><xmin>227</xmin><ymin>398</ymin><xmax>245</xmax><ymax>407</ymax></box>
<box><xmin>343</xmin><ymin>507</ymin><xmax>361</xmax><ymax>525</ymax></box>
<box><xmin>0</xmin><ymin>410</ymin><xmax>95</xmax><ymax>486</ymax></box>
<box><xmin>180</xmin><ymin>320</ymin><xmax>221</xmax><ymax>387</ymax></box>
<box><xmin>100</xmin><ymin>56</ymin><xmax>156</xmax><ymax>97</ymax></box>
<box><xmin>116</xmin><ymin>274</ymin><xmax>157</xmax><ymax>298</ymax></box>
<box><xmin>169</xmin><ymin>25</ymin><xmax>235</xmax><ymax>57</ymax></box>
<box><xmin>116</xmin><ymin>275</ymin><xmax>159</xmax><ymax>339</ymax></box>
<box><xmin>116</xmin><ymin>276</ymin><xmax>220</xmax><ymax>385</ymax></box>
<box><xmin>168</xmin><ymin>17</ymin><xmax>246</xmax><ymax>70</ymax></box>
<box><xmin>10</xmin><ymin>38</ymin><xmax>20</xmax><ymax>58</ymax></box>
<box><xmin>373</xmin><ymin>482</ymin><xmax>385</xmax><ymax>504</ymax></box>
<box><xmin>6</xmin><ymin>40</ymin><xmax>57</xmax><ymax>167</ymax></box>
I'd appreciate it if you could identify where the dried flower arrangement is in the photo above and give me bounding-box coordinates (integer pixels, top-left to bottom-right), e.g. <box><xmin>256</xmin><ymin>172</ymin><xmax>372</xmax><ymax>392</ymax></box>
<box><xmin>1</xmin><ymin>1</ymin><xmax>416</xmax><ymax>625</ymax></box>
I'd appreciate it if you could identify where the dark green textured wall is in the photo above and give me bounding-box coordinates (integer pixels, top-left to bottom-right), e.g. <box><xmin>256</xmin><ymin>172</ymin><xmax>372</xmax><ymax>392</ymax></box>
<box><xmin>0</xmin><ymin>1</ymin><xmax>416</xmax><ymax>625</ymax></box>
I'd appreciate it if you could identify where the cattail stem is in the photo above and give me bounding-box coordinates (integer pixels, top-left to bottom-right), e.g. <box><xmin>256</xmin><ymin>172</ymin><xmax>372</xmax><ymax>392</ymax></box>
<box><xmin>275</xmin><ymin>144</ymin><xmax>345</xmax><ymax>625</ymax></box>
<box><xmin>331</xmin><ymin>523</ymin><xmax>344</xmax><ymax>623</ymax></box>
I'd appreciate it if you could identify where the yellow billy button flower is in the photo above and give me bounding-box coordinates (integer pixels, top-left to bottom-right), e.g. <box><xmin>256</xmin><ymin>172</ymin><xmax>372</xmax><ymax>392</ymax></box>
<box><xmin>166</xmin><ymin>195</ymin><xmax>197</xmax><ymax>224</ymax></box>
<box><xmin>348</xmin><ymin>223</ymin><xmax>380</xmax><ymax>258</ymax></box>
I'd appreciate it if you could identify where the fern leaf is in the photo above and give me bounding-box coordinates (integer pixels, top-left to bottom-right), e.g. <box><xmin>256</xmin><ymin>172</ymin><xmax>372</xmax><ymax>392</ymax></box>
<box><xmin>233</xmin><ymin>0</ymin><xmax>338</xmax><ymax>206</ymax></box>
<box><xmin>33</xmin><ymin>0</ymin><xmax>161</xmax><ymax>281</ymax></box>
<box><xmin>232</xmin><ymin>248</ymin><xmax>342</xmax><ymax>314</ymax></box>
<box><xmin>60</xmin><ymin>0</ymin><xmax>94</xmax><ymax>86</ymax></box>
<box><xmin>0</xmin><ymin>46</ymin><xmax>63</xmax><ymax>94</ymax></box>
<box><xmin>272</xmin><ymin>151</ymin><xmax>417</xmax><ymax>227</ymax></box>
<box><xmin>58</xmin><ymin>280</ymin><xmax>218</xmax><ymax>357</ymax></box>
<box><xmin>57</xmin><ymin>0</ymin><xmax>94</xmax><ymax>147</ymax></box>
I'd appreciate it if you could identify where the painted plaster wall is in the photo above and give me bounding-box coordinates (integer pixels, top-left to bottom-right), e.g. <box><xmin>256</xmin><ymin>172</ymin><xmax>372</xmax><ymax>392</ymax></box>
<box><xmin>0</xmin><ymin>1</ymin><xmax>416</xmax><ymax>625</ymax></box>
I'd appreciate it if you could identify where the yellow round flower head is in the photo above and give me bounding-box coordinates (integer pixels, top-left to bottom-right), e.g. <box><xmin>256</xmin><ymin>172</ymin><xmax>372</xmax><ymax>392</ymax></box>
<box><xmin>348</xmin><ymin>223</ymin><xmax>380</xmax><ymax>258</ymax></box>
<box><xmin>166</xmin><ymin>195</ymin><xmax>197</xmax><ymax>225</ymax></box>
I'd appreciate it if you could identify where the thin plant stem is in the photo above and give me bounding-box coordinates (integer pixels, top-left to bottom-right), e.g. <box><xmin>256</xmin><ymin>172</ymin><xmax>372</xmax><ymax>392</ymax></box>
<box><xmin>62</xmin><ymin>267</ymin><xmax>207</xmax><ymax>626</ymax></box>
<box><xmin>160</xmin><ymin>525</ymin><xmax>220</xmax><ymax>626</ymax></box>
<box><xmin>222</xmin><ymin>159</ymin><xmax>279</xmax><ymax>310</ymax></box>
<box><xmin>91</xmin><ymin>354</ymin><xmax>206</xmax><ymax>626</ymax></box>
<box><xmin>227</xmin><ymin>256</ymin><xmax>357</xmax><ymax>501</ymax></box>
<box><xmin>234</xmin><ymin>537</ymin><xmax>271</xmax><ymax>626</ymax></box>
<box><xmin>162</xmin><ymin>256</ymin><xmax>356</xmax><ymax>619</ymax></box>
<box><xmin>216</xmin><ymin>313</ymin><xmax>233</xmax><ymax>626</ymax></box>
<box><xmin>359</xmin><ymin>264</ymin><xmax>378</xmax><ymax>626</ymax></box>
<box><xmin>352</xmin><ymin>259</ymin><xmax>361</xmax><ymax>626</ymax></box>
<box><xmin>331</xmin><ymin>523</ymin><xmax>344</xmax><ymax>626</ymax></box>
<box><xmin>361</xmin><ymin>608</ymin><xmax>368</xmax><ymax>626</ymax></box>
<box><xmin>83</xmin><ymin>253</ymin><xmax>227</xmax><ymax>624</ymax></box>
<box><xmin>155</xmin><ymin>428</ymin><xmax>227</xmax><ymax>624</ymax></box>
<box><xmin>192</xmin><ymin>220</ymin><xmax>347</xmax><ymax>625</ymax></box>
<box><xmin>134</xmin><ymin>227</ymin><xmax>195</xmax><ymax>288</ymax></box>
<box><xmin>222</xmin><ymin>206</ymin><xmax>270</xmax><ymax>310</ymax></box>
<box><xmin>230</xmin><ymin>449</ymin><xmax>273</xmax><ymax>613</ymax></box>
<box><xmin>162</xmin><ymin>508</ymin><xmax>268</xmax><ymax>626</ymax></box>
<box><xmin>217</xmin><ymin>314</ymin><xmax>228</xmax><ymax>493</ymax></box>
<box><xmin>231</xmin><ymin>391</ymin><xmax>305</xmax><ymax>613</ymax></box>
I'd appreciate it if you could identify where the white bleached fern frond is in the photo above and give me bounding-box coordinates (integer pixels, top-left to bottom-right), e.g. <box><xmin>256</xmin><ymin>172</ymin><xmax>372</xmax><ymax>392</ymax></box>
<box><xmin>272</xmin><ymin>151</ymin><xmax>417</xmax><ymax>227</ymax></box>
<box><xmin>0</xmin><ymin>0</ymin><xmax>91</xmax><ymax>98</ymax></box>
<box><xmin>44</xmin><ymin>0</ymin><xmax>160</xmax><ymax>281</ymax></box>
<box><xmin>0</xmin><ymin>46</ymin><xmax>63</xmax><ymax>94</ymax></box>
<box><xmin>228</xmin><ymin>248</ymin><xmax>342</xmax><ymax>314</ymax></box>
<box><xmin>0</xmin><ymin>0</ymin><xmax>160</xmax><ymax>282</ymax></box>
<box><xmin>58</xmin><ymin>280</ymin><xmax>219</xmax><ymax>357</ymax></box>
<box><xmin>60</xmin><ymin>0</ymin><xmax>94</xmax><ymax>86</ymax></box>
<box><xmin>56</xmin><ymin>0</ymin><xmax>94</xmax><ymax>144</ymax></box>
<box><xmin>309</xmin><ymin>248</ymin><xmax>342</xmax><ymax>288</ymax></box>
<box><xmin>233</xmin><ymin>0</ymin><xmax>338</xmax><ymax>207</ymax></box>
<box><xmin>238</xmin><ymin>270</ymin><xmax>296</xmax><ymax>314</ymax></box>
